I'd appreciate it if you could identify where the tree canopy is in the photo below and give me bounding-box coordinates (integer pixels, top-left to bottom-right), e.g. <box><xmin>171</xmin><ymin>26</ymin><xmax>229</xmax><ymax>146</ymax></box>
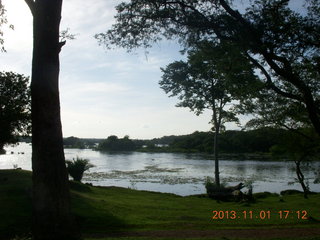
<box><xmin>97</xmin><ymin>0</ymin><xmax>320</xmax><ymax>136</ymax></box>
<box><xmin>160</xmin><ymin>40</ymin><xmax>258</xmax><ymax>126</ymax></box>
<box><xmin>63</xmin><ymin>136</ymin><xmax>85</xmax><ymax>149</ymax></box>
<box><xmin>0</xmin><ymin>71</ymin><xmax>30</xmax><ymax>153</ymax></box>
<box><xmin>98</xmin><ymin>135</ymin><xmax>137</xmax><ymax>151</ymax></box>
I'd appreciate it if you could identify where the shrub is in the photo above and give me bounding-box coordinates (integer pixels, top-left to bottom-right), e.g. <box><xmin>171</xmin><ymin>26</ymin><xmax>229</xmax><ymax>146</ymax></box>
<box><xmin>205</xmin><ymin>178</ymin><xmax>246</xmax><ymax>201</ymax></box>
<box><xmin>66</xmin><ymin>157</ymin><xmax>95</xmax><ymax>182</ymax></box>
<box><xmin>205</xmin><ymin>178</ymin><xmax>229</xmax><ymax>199</ymax></box>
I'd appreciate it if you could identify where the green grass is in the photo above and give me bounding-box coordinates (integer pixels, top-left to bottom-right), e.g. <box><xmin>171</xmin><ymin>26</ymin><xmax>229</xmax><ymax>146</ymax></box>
<box><xmin>1</xmin><ymin>169</ymin><xmax>320</xmax><ymax>240</ymax></box>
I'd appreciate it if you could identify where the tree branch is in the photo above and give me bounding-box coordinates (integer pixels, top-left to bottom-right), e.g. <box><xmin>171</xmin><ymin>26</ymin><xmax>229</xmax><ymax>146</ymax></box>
<box><xmin>218</xmin><ymin>0</ymin><xmax>298</xmax><ymax>83</ymax></box>
<box><xmin>281</xmin><ymin>123</ymin><xmax>315</xmax><ymax>141</ymax></box>
<box><xmin>58</xmin><ymin>40</ymin><xmax>66</xmax><ymax>52</ymax></box>
<box><xmin>246</xmin><ymin>53</ymin><xmax>302</xmax><ymax>102</ymax></box>
<box><xmin>165</xmin><ymin>1</ymin><xmax>226</xmax><ymax>40</ymax></box>
<box><xmin>219</xmin><ymin>0</ymin><xmax>248</xmax><ymax>26</ymax></box>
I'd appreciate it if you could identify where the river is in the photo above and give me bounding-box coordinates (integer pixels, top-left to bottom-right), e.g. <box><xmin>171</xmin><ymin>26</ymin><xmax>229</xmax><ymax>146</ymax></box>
<box><xmin>1</xmin><ymin>142</ymin><xmax>319</xmax><ymax>196</ymax></box>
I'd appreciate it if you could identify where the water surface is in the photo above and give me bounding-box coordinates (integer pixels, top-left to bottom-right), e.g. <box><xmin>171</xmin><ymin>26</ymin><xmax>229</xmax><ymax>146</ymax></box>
<box><xmin>1</xmin><ymin>143</ymin><xmax>319</xmax><ymax>196</ymax></box>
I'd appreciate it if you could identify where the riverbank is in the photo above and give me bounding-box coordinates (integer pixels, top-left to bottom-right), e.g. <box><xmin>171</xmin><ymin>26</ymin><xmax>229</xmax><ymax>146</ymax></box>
<box><xmin>1</xmin><ymin>169</ymin><xmax>320</xmax><ymax>240</ymax></box>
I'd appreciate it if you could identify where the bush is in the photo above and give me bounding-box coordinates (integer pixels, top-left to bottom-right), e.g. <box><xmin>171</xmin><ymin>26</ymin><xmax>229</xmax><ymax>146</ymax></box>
<box><xmin>254</xmin><ymin>192</ymin><xmax>278</xmax><ymax>199</ymax></box>
<box><xmin>205</xmin><ymin>178</ymin><xmax>246</xmax><ymax>201</ymax></box>
<box><xmin>66</xmin><ymin>157</ymin><xmax>95</xmax><ymax>182</ymax></box>
<box><xmin>205</xmin><ymin>178</ymin><xmax>229</xmax><ymax>200</ymax></box>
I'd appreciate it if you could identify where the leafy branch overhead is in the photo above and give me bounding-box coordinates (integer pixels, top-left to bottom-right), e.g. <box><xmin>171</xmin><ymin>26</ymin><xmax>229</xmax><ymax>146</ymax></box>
<box><xmin>0</xmin><ymin>2</ymin><xmax>14</xmax><ymax>52</ymax></box>
<box><xmin>97</xmin><ymin>0</ymin><xmax>320</xmax><ymax>136</ymax></box>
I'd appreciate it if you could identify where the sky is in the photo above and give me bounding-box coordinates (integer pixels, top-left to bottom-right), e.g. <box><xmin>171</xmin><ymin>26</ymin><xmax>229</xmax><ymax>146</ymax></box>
<box><xmin>0</xmin><ymin>0</ymin><xmax>248</xmax><ymax>139</ymax></box>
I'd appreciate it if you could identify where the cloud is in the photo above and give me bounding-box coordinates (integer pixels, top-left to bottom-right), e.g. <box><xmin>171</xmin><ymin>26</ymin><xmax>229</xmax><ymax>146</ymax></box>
<box><xmin>62</xmin><ymin>104</ymin><xmax>213</xmax><ymax>139</ymax></box>
<box><xmin>1</xmin><ymin>0</ymin><xmax>243</xmax><ymax>139</ymax></box>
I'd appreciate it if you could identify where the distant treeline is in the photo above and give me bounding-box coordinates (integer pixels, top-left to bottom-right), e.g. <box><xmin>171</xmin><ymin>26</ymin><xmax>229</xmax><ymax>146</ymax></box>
<box><xmin>63</xmin><ymin>136</ymin><xmax>103</xmax><ymax>149</ymax></box>
<box><xmin>139</xmin><ymin>128</ymin><xmax>287</xmax><ymax>154</ymax></box>
<box><xmin>19</xmin><ymin>128</ymin><xmax>317</xmax><ymax>156</ymax></box>
<box><xmin>19</xmin><ymin>136</ymin><xmax>104</xmax><ymax>148</ymax></box>
<box><xmin>96</xmin><ymin>128</ymin><xmax>288</xmax><ymax>154</ymax></box>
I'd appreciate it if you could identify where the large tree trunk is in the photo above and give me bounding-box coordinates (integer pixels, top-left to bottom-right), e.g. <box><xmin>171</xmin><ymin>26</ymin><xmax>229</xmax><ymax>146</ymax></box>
<box><xmin>26</xmin><ymin>0</ymin><xmax>79</xmax><ymax>239</ymax></box>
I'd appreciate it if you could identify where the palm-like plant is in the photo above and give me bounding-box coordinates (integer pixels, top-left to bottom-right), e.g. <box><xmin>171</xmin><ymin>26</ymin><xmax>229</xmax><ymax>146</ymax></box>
<box><xmin>66</xmin><ymin>157</ymin><xmax>95</xmax><ymax>182</ymax></box>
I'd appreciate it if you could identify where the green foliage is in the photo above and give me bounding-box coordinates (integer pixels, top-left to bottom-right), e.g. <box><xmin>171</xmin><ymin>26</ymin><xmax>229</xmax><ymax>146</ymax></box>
<box><xmin>98</xmin><ymin>135</ymin><xmax>137</xmax><ymax>151</ymax></box>
<box><xmin>139</xmin><ymin>135</ymin><xmax>182</xmax><ymax>147</ymax></box>
<box><xmin>238</xmin><ymin>83</ymin><xmax>316</xmax><ymax>136</ymax></box>
<box><xmin>0</xmin><ymin>72</ymin><xmax>31</xmax><ymax>152</ymax></box>
<box><xmin>270</xmin><ymin>128</ymin><xmax>320</xmax><ymax>197</ymax></box>
<box><xmin>205</xmin><ymin>178</ymin><xmax>229</xmax><ymax>199</ymax></box>
<box><xmin>0</xmin><ymin>3</ymin><xmax>14</xmax><ymax>52</ymax></box>
<box><xmin>219</xmin><ymin>128</ymin><xmax>287</xmax><ymax>153</ymax></box>
<box><xmin>159</xmin><ymin>41</ymin><xmax>260</xmax><ymax>186</ymax></box>
<box><xmin>63</xmin><ymin>136</ymin><xmax>85</xmax><ymax>149</ymax></box>
<box><xmin>63</xmin><ymin>137</ymin><xmax>104</xmax><ymax>149</ymax></box>
<box><xmin>168</xmin><ymin>128</ymin><xmax>286</xmax><ymax>154</ymax></box>
<box><xmin>66</xmin><ymin>157</ymin><xmax>95</xmax><ymax>182</ymax></box>
<box><xmin>159</xmin><ymin>41</ymin><xmax>257</xmax><ymax>127</ymax></box>
<box><xmin>205</xmin><ymin>178</ymin><xmax>246</xmax><ymax>201</ymax></box>
<box><xmin>270</xmin><ymin>128</ymin><xmax>320</xmax><ymax>160</ymax></box>
<box><xmin>169</xmin><ymin>131</ymin><xmax>214</xmax><ymax>153</ymax></box>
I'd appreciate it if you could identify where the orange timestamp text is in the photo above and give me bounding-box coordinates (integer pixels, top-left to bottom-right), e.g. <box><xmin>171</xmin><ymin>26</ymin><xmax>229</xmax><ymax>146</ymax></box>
<box><xmin>212</xmin><ymin>210</ymin><xmax>308</xmax><ymax>220</ymax></box>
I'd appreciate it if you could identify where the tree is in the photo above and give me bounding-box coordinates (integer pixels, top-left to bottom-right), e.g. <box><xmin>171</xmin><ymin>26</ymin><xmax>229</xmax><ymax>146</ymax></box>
<box><xmin>270</xmin><ymin>129</ymin><xmax>320</xmax><ymax>198</ymax></box>
<box><xmin>96</xmin><ymin>0</ymin><xmax>320</xmax><ymax>137</ymax></box>
<box><xmin>237</xmin><ymin>75</ymin><xmax>319</xmax><ymax>198</ymax></box>
<box><xmin>98</xmin><ymin>135</ymin><xmax>137</xmax><ymax>151</ymax></box>
<box><xmin>24</xmin><ymin>0</ymin><xmax>79</xmax><ymax>239</ymax></box>
<box><xmin>0</xmin><ymin>71</ymin><xmax>30</xmax><ymax>154</ymax></box>
<box><xmin>64</xmin><ymin>136</ymin><xmax>85</xmax><ymax>149</ymax></box>
<box><xmin>159</xmin><ymin>41</ymin><xmax>256</xmax><ymax>186</ymax></box>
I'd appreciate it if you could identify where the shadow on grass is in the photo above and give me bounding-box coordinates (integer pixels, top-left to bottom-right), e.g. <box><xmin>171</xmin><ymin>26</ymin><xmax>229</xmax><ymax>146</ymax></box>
<box><xmin>70</xmin><ymin>181</ymin><xmax>131</xmax><ymax>234</ymax></box>
<box><xmin>0</xmin><ymin>170</ymin><xmax>32</xmax><ymax>240</ymax></box>
<box><xmin>0</xmin><ymin>170</ymin><xmax>130</xmax><ymax>240</ymax></box>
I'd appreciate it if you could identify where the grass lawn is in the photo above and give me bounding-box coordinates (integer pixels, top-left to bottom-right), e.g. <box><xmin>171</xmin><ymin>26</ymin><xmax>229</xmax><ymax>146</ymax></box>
<box><xmin>0</xmin><ymin>169</ymin><xmax>320</xmax><ymax>240</ymax></box>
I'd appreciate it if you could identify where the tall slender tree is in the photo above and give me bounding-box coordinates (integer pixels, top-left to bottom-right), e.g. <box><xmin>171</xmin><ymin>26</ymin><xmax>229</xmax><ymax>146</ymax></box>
<box><xmin>160</xmin><ymin>41</ymin><xmax>257</xmax><ymax>186</ymax></box>
<box><xmin>25</xmin><ymin>0</ymin><xmax>79</xmax><ymax>239</ymax></box>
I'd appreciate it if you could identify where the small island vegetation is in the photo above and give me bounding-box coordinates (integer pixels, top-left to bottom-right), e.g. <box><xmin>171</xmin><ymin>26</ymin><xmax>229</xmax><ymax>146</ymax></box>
<box><xmin>97</xmin><ymin>135</ymin><xmax>137</xmax><ymax>152</ymax></box>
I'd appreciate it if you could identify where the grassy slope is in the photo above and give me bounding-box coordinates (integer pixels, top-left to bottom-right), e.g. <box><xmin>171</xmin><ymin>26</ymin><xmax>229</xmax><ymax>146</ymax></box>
<box><xmin>0</xmin><ymin>169</ymin><xmax>320</xmax><ymax>240</ymax></box>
